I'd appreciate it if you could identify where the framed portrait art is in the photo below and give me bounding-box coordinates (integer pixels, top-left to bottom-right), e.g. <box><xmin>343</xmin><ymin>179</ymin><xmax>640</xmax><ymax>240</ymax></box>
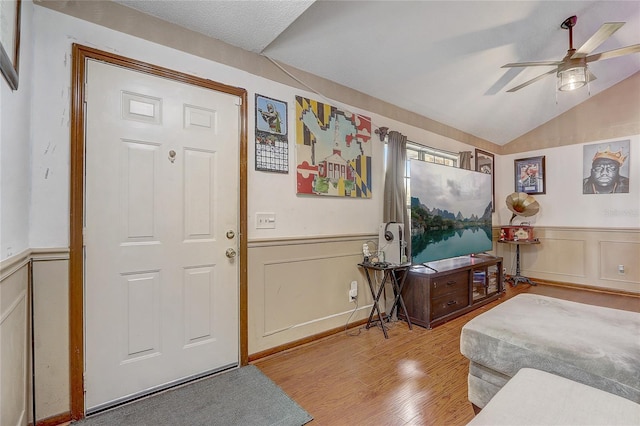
<box><xmin>475</xmin><ymin>149</ymin><xmax>495</xmax><ymax>212</ymax></box>
<box><xmin>0</xmin><ymin>0</ymin><xmax>21</xmax><ymax>90</ymax></box>
<box><xmin>514</xmin><ymin>156</ymin><xmax>545</xmax><ymax>195</ymax></box>
<box><xmin>582</xmin><ymin>140</ymin><xmax>630</xmax><ymax>194</ymax></box>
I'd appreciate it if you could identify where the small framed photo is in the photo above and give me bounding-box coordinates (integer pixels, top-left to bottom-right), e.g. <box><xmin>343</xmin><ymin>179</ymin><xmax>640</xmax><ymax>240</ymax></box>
<box><xmin>0</xmin><ymin>0</ymin><xmax>21</xmax><ymax>90</ymax></box>
<box><xmin>475</xmin><ymin>149</ymin><xmax>495</xmax><ymax>212</ymax></box>
<box><xmin>514</xmin><ymin>156</ymin><xmax>545</xmax><ymax>195</ymax></box>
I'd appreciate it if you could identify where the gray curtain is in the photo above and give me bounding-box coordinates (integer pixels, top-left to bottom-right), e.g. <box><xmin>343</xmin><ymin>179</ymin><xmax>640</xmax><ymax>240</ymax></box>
<box><xmin>460</xmin><ymin>151</ymin><xmax>472</xmax><ymax>170</ymax></box>
<box><xmin>383</xmin><ymin>130</ymin><xmax>411</xmax><ymax>259</ymax></box>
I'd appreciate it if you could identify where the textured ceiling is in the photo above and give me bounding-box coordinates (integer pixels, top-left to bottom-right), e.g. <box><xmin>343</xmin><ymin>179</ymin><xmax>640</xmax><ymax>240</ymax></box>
<box><xmin>115</xmin><ymin>0</ymin><xmax>315</xmax><ymax>52</ymax></box>
<box><xmin>114</xmin><ymin>1</ymin><xmax>640</xmax><ymax>146</ymax></box>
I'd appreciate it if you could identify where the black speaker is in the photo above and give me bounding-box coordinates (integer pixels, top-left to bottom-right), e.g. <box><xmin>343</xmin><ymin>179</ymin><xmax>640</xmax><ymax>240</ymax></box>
<box><xmin>384</xmin><ymin>222</ymin><xmax>395</xmax><ymax>241</ymax></box>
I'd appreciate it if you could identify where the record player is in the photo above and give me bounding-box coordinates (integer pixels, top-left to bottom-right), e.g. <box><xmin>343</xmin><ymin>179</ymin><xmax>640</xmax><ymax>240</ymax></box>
<box><xmin>500</xmin><ymin>192</ymin><xmax>539</xmax><ymax>242</ymax></box>
<box><xmin>500</xmin><ymin>225</ymin><xmax>534</xmax><ymax>241</ymax></box>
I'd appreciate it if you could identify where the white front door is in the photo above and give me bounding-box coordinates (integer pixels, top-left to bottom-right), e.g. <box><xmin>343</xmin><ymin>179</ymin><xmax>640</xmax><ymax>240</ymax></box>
<box><xmin>84</xmin><ymin>60</ymin><xmax>240</xmax><ymax>412</ymax></box>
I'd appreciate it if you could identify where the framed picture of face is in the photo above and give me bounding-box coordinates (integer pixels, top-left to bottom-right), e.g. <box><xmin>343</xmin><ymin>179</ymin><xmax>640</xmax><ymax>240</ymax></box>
<box><xmin>582</xmin><ymin>140</ymin><xmax>630</xmax><ymax>194</ymax></box>
<box><xmin>514</xmin><ymin>156</ymin><xmax>545</xmax><ymax>195</ymax></box>
<box><xmin>475</xmin><ymin>149</ymin><xmax>495</xmax><ymax>212</ymax></box>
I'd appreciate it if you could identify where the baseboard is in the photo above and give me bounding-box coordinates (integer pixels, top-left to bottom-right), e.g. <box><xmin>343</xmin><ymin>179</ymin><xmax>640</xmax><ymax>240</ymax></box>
<box><xmin>32</xmin><ymin>411</ymin><xmax>71</xmax><ymax>426</ymax></box>
<box><xmin>248</xmin><ymin>318</ymin><xmax>369</xmax><ymax>362</ymax></box>
<box><xmin>531</xmin><ymin>277</ymin><xmax>640</xmax><ymax>298</ymax></box>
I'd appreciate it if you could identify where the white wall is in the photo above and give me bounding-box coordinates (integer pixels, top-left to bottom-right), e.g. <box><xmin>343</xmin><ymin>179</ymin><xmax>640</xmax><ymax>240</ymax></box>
<box><xmin>23</xmin><ymin>4</ymin><xmax>640</xmax><ymax>250</ymax></box>
<box><xmin>29</xmin><ymin>5</ymin><xmax>478</xmax><ymax>247</ymax></box>
<box><xmin>495</xmin><ymin>136</ymin><xmax>640</xmax><ymax>228</ymax></box>
<box><xmin>1</xmin><ymin>0</ymin><xmax>34</xmax><ymax>261</ymax></box>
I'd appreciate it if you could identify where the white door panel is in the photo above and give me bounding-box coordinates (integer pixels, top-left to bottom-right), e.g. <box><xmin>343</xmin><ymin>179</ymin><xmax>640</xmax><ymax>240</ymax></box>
<box><xmin>84</xmin><ymin>60</ymin><xmax>239</xmax><ymax>411</ymax></box>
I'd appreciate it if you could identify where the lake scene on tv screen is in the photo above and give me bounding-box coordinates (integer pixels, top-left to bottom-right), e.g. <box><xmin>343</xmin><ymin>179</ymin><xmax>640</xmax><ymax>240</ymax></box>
<box><xmin>410</xmin><ymin>159</ymin><xmax>493</xmax><ymax>264</ymax></box>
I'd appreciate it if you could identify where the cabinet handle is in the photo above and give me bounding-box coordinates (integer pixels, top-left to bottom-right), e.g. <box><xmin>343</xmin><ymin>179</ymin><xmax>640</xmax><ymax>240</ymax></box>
<box><xmin>447</xmin><ymin>300</ymin><xmax>457</xmax><ymax>306</ymax></box>
<box><xmin>446</xmin><ymin>280</ymin><xmax>456</xmax><ymax>286</ymax></box>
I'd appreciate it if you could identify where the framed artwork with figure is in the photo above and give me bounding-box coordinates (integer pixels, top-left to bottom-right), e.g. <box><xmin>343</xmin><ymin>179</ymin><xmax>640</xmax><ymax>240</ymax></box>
<box><xmin>475</xmin><ymin>149</ymin><xmax>495</xmax><ymax>212</ymax></box>
<box><xmin>514</xmin><ymin>156</ymin><xmax>545</xmax><ymax>195</ymax></box>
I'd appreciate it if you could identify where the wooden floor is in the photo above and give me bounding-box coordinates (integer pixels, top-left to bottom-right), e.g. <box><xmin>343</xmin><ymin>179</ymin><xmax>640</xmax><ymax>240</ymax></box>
<box><xmin>252</xmin><ymin>282</ymin><xmax>640</xmax><ymax>426</ymax></box>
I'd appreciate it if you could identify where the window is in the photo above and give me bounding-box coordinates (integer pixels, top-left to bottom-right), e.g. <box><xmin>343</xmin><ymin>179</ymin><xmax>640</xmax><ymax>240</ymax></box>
<box><xmin>405</xmin><ymin>142</ymin><xmax>458</xmax><ymax>204</ymax></box>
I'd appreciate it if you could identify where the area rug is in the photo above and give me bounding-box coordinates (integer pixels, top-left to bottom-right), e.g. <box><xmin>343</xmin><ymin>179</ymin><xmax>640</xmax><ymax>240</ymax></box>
<box><xmin>77</xmin><ymin>365</ymin><xmax>313</xmax><ymax>426</ymax></box>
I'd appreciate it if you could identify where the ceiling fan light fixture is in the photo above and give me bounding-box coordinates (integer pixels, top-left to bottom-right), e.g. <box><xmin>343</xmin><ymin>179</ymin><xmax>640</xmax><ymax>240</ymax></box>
<box><xmin>557</xmin><ymin>65</ymin><xmax>587</xmax><ymax>91</ymax></box>
<box><xmin>502</xmin><ymin>16</ymin><xmax>635</xmax><ymax>93</ymax></box>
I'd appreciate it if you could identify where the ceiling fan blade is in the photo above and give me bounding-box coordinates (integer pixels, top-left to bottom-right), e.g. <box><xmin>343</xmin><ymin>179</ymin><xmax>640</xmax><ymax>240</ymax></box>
<box><xmin>506</xmin><ymin>69</ymin><xmax>557</xmax><ymax>92</ymax></box>
<box><xmin>572</xmin><ymin>22</ymin><xmax>625</xmax><ymax>58</ymax></box>
<box><xmin>502</xmin><ymin>61</ymin><xmax>561</xmax><ymax>68</ymax></box>
<box><xmin>586</xmin><ymin>44</ymin><xmax>640</xmax><ymax>62</ymax></box>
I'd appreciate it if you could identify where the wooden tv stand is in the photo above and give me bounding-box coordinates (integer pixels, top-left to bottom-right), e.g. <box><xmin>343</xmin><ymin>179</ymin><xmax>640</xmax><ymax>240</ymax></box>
<box><xmin>401</xmin><ymin>255</ymin><xmax>504</xmax><ymax>329</ymax></box>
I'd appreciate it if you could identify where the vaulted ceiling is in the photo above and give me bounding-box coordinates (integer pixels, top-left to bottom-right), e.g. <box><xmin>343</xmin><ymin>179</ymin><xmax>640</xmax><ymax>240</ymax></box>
<box><xmin>114</xmin><ymin>1</ymin><xmax>640</xmax><ymax>146</ymax></box>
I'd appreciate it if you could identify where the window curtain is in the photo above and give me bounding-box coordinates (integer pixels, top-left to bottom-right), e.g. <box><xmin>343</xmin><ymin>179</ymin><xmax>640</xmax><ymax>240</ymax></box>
<box><xmin>383</xmin><ymin>130</ymin><xmax>411</xmax><ymax>259</ymax></box>
<box><xmin>459</xmin><ymin>151</ymin><xmax>472</xmax><ymax>170</ymax></box>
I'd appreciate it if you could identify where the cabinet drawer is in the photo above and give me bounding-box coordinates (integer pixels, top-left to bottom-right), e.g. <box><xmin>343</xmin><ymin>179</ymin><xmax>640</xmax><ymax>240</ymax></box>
<box><xmin>430</xmin><ymin>271</ymin><xmax>468</xmax><ymax>298</ymax></box>
<box><xmin>431</xmin><ymin>290</ymin><xmax>469</xmax><ymax>319</ymax></box>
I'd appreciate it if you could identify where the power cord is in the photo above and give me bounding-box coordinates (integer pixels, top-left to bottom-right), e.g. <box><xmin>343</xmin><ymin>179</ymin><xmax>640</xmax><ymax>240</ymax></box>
<box><xmin>345</xmin><ymin>294</ymin><xmax>362</xmax><ymax>336</ymax></box>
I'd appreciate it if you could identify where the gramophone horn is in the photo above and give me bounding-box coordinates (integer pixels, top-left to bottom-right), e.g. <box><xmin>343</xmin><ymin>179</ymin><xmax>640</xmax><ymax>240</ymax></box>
<box><xmin>506</xmin><ymin>192</ymin><xmax>539</xmax><ymax>225</ymax></box>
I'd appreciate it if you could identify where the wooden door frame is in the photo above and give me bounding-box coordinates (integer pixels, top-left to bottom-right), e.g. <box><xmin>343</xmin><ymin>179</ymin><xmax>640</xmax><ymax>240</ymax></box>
<box><xmin>69</xmin><ymin>44</ymin><xmax>248</xmax><ymax>420</ymax></box>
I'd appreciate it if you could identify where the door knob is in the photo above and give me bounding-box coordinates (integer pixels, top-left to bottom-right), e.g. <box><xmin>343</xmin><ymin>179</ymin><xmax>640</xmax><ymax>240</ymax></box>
<box><xmin>225</xmin><ymin>248</ymin><xmax>237</xmax><ymax>258</ymax></box>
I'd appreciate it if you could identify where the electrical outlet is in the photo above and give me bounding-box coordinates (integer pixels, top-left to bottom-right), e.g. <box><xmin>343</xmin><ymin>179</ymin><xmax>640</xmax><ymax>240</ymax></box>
<box><xmin>618</xmin><ymin>264</ymin><xmax>625</xmax><ymax>275</ymax></box>
<box><xmin>349</xmin><ymin>280</ymin><xmax>358</xmax><ymax>302</ymax></box>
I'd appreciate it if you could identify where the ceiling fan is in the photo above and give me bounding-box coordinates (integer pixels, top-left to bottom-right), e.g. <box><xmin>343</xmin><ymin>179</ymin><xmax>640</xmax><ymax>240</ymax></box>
<box><xmin>503</xmin><ymin>15</ymin><xmax>640</xmax><ymax>92</ymax></box>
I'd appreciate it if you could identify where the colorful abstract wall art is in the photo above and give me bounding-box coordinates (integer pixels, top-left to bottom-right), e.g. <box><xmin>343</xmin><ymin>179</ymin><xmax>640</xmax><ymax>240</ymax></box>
<box><xmin>295</xmin><ymin>96</ymin><xmax>372</xmax><ymax>198</ymax></box>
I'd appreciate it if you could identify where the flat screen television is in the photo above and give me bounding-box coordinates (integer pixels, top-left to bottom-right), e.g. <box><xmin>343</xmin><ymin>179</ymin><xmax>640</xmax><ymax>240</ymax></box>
<box><xmin>410</xmin><ymin>159</ymin><xmax>493</xmax><ymax>264</ymax></box>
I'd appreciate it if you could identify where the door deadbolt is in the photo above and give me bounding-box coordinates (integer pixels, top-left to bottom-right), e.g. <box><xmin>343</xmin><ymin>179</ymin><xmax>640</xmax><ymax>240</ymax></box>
<box><xmin>226</xmin><ymin>230</ymin><xmax>235</xmax><ymax>239</ymax></box>
<box><xmin>225</xmin><ymin>248</ymin><xmax>237</xmax><ymax>258</ymax></box>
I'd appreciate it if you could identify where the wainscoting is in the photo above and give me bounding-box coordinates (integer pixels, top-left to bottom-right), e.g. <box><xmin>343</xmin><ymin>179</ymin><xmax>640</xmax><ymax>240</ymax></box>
<box><xmin>31</xmin><ymin>252</ymin><xmax>70</xmax><ymax>422</ymax></box>
<box><xmin>247</xmin><ymin>235</ymin><xmax>379</xmax><ymax>356</ymax></box>
<box><xmin>0</xmin><ymin>249</ymin><xmax>70</xmax><ymax>426</ymax></box>
<box><xmin>249</xmin><ymin>227</ymin><xmax>639</xmax><ymax>356</ymax></box>
<box><xmin>1</xmin><ymin>251</ymin><xmax>29</xmax><ymax>426</ymax></box>
<box><xmin>495</xmin><ymin>227</ymin><xmax>640</xmax><ymax>294</ymax></box>
<box><xmin>3</xmin><ymin>227</ymin><xmax>637</xmax><ymax>422</ymax></box>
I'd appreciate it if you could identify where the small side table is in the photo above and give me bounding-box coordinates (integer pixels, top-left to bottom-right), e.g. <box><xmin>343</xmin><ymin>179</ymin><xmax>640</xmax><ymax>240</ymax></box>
<box><xmin>498</xmin><ymin>239</ymin><xmax>540</xmax><ymax>286</ymax></box>
<box><xmin>358</xmin><ymin>262</ymin><xmax>412</xmax><ymax>338</ymax></box>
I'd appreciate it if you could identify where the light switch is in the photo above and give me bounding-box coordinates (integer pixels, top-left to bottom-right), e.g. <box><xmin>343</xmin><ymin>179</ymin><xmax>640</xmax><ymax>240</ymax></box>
<box><xmin>256</xmin><ymin>212</ymin><xmax>276</xmax><ymax>229</ymax></box>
